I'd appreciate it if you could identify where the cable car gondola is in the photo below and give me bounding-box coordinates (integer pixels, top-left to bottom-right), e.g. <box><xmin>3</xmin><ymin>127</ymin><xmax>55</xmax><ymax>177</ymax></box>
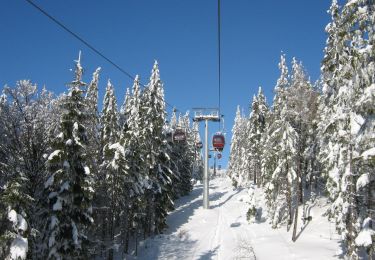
<box><xmin>173</xmin><ymin>129</ymin><xmax>186</xmax><ymax>143</ymax></box>
<box><xmin>212</xmin><ymin>132</ymin><xmax>225</xmax><ymax>152</ymax></box>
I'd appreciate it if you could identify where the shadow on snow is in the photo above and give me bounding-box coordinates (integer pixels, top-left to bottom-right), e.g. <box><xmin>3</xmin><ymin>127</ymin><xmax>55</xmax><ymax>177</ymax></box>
<box><xmin>197</xmin><ymin>245</ymin><xmax>220</xmax><ymax>260</ymax></box>
<box><xmin>210</xmin><ymin>188</ymin><xmax>243</xmax><ymax>209</ymax></box>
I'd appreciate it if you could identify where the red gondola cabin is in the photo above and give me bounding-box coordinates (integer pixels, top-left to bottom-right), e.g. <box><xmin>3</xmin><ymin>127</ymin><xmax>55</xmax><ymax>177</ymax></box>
<box><xmin>173</xmin><ymin>129</ymin><xmax>186</xmax><ymax>142</ymax></box>
<box><xmin>212</xmin><ymin>133</ymin><xmax>225</xmax><ymax>152</ymax></box>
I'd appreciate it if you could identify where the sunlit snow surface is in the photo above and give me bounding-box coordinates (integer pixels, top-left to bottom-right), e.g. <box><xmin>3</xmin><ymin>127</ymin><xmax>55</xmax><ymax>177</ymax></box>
<box><xmin>126</xmin><ymin>175</ymin><xmax>343</xmax><ymax>260</ymax></box>
<box><xmin>8</xmin><ymin>210</ymin><xmax>28</xmax><ymax>259</ymax></box>
<box><xmin>9</xmin><ymin>235</ymin><xmax>28</xmax><ymax>260</ymax></box>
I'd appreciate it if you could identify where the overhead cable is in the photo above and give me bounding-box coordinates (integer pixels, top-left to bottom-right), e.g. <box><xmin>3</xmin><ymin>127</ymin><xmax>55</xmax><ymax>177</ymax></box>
<box><xmin>25</xmin><ymin>0</ymin><xmax>183</xmax><ymax>113</ymax></box>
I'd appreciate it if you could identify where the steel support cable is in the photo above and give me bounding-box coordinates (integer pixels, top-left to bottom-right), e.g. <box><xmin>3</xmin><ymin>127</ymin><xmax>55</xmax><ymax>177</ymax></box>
<box><xmin>25</xmin><ymin>0</ymin><xmax>189</xmax><ymax>116</ymax></box>
<box><xmin>218</xmin><ymin>0</ymin><xmax>221</xmax><ymax>125</ymax></box>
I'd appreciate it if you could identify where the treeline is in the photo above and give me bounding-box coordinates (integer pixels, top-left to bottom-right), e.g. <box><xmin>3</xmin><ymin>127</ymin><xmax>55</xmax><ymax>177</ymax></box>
<box><xmin>228</xmin><ymin>0</ymin><xmax>375</xmax><ymax>259</ymax></box>
<box><xmin>0</xmin><ymin>56</ymin><xmax>203</xmax><ymax>259</ymax></box>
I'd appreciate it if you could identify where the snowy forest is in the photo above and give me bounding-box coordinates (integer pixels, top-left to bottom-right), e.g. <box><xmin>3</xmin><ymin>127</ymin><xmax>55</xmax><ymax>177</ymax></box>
<box><xmin>227</xmin><ymin>0</ymin><xmax>375</xmax><ymax>259</ymax></box>
<box><xmin>0</xmin><ymin>55</ymin><xmax>204</xmax><ymax>259</ymax></box>
<box><xmin>2</xmin><ymin>0</ymin><xmax>375</xmax><ymax>259</ymax></box>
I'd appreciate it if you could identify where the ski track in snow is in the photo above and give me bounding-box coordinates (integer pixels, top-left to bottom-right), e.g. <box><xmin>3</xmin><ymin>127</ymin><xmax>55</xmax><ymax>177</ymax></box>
<box><xmin>135</xmin><ymin>176</ymin><xmax>342</xmax><ymax>260</ymax></box>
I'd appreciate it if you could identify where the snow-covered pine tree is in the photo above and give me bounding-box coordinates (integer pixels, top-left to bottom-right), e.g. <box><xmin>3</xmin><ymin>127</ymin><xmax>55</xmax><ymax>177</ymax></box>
<box><xmin>286</xmin><ymin>58</ymin><xmax>318</xmax><ymax>241</ymax></box>
<box><xmin>0</xmin><ymin>80</ymin><xmax>56</xmax><ymax>259</ymax></box>
<box><xmin>85</xmin><ymin>67</ymin><xmax>101</xmax><ymax>168</ymax></box>
<box><xmin>176</xmin><ymin>113</ymin><xmax>194</xmax><ymax>196</ymax></box>
<box><xmin>247</xmin><ymin>87</ymin><xmax>268</xmax><ymax>187</ymax></box>
<box><xmin>316</xmin><ymin>0</ymin><xmax>340</xmax><ymax>198</ymax></box>
<box><xmin>84</xmin><ymin>69</ymin><xmax>105</xmax><ymax>256</ymax></box>
<box><xmin>261</xmin><ymin>54</ymin><xmax>290</xmax><ymax>192</ymax></box>
<box><xmin>168</xmin><ymin>110</ymin><xmax>199</xmax><ymax>197</ymax></box>
<box><xmin>119</xmin><ymin>75</ymin><xmax>144</xmax><ymax>253</ymax></box>
<box><xmin>138</xmin><ymin>74</ymin><xmax>157</xmax><ymax>237</ymax></box>
<box><xmin>140</xmin><ymin>61</ymin><xmax>173</xmax><ymax>235</ymax></box>
<box><xmin>85</xmin><ymin>68</ymin><xmax>100</xmax><ymax>115</ymax></box>
<box><xmin>119</xmin><ymin>87</ymin><xmax>130</xmax><ymax>130</ymax></box>
<box><xmin>273</xmin><ymin>53</ymin><xmax>289</xmax><ymax>118</ymax></box>
<box><xmin>260</xmin><ymin>112</ymin><xmax>278</xmax><ymax>196</ymax></box>
<box><xmin>228</xmin><ymin>106</ymin><xmax>245</xmax><ymax>187</ymax></box>
<box><xmin>100</xmin><ymin>80</ymin><xmax>120</xmax><ymax>152</ymax></box>
<box><xmin>303</xmin><ymin>80</ymin><xmax>321</xmax><ymax>202</ymax></box>
<box><xmin>353</xmin><ymin>10</ymin><xmax>375</xmax><ymax>259</ymax></box>
<box><xmin>238</xmin><ymin>111</ymin><xmax>249</xmax><ymax>186</ymax></box>
<box><xmin>85</xmin><ymin>68</ymin><xmax>101</xmax><ymax>203</ymax></box>
<box><xmin>261</xmin><ymin>54</ymin><xmax>300</xmax><ymax>230</ymax></box>
<box><xmin>256</xmin><ymin>88</ymin><xmax>269</xmax><ymax>187</ymax></box>
<box><xmin>0</xmin><ymin>88</ymin><xmax>30</xmax><ymax>259</ymax></box>
<box><xmin>0</xmin><ymin>89</ymin><xmax>26</xmax><ymax>260</ymax></box>
<box><xmin>167</xmin><ymin>110</ymin><xmax>185</xmax><ymax>199</ymax></box>
<box><xmin>343</xmin><ymin>0</ymin><xmax>375</xmax><ymax>256</ymax></box>
<box><xmin>0</xmin><ymin>182</ymin><xmax>29</xmax><ymax>260</ymax></box>
<box><xmin>269</xmin><ymin>100</ymin><xmax>299</xmax><ymax>230</ymax></box>
<box><xmin>241</xmin><ymin>100</ymin><xmax>254</xmax><ymax>186</ymax></box>
<box><xmin>191</xmin><ymin>120</ymin><xmax>204</xmax><ymax>181</ymax></box>
<box><xmin>170</xmin><ymin>108</ymin><xmax>178</xmax><ymax>129</ymax></box>
<box><xmin>98</xmin><ymin>79</ymin><xmax>123</xmax><ymax>259</ymax></box>
<box><xmin>261</xmin><ymin>53</ymin><xmax>289</xmax><ymax>209</ymax></box>
<box><xmin>154</xmin><ymin>119</ymin><xmax>175</xmax><ymax>233</ymax></box>
<box><xmin>319</xmin><ymin>1</ymin><xmax>375</xmax><ymax>257</ymax></box>
<box><xmin>44</xmin><ymin>53</ymin><xmax>94</xmax><ymax>259</ymax></box>
<box><xmin>317</xmin><ymin>0</ymin><xmax>345</xmax><ymax>234</ymax></box>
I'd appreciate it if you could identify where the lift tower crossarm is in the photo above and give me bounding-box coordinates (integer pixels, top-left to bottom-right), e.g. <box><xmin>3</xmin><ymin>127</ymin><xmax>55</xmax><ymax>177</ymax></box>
<box><xmin>193</xmin><ymin>108</ymin><xmax>220</xmax><ymax>122</ymax></box>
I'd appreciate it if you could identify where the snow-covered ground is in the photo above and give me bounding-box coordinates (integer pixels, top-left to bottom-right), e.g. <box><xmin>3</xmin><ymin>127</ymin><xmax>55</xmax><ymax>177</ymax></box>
<box><xmin>132</xmin><ymin>175</ymin><xmax>343</xmax><ymax>260</ymax></box>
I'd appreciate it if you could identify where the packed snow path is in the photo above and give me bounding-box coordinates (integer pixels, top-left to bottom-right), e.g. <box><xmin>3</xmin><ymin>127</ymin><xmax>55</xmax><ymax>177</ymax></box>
<box><xmin>136</xmin><ymin>176</ymin><xmax>342</xmax><ymax>260</ymax></box>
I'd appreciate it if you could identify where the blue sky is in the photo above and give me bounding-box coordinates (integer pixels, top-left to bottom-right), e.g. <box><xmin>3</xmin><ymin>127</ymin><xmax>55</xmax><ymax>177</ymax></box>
<box><xmin>0</xmin><ymin>1</ymin><xmax>331</xmax><ymax>168</ymax></box>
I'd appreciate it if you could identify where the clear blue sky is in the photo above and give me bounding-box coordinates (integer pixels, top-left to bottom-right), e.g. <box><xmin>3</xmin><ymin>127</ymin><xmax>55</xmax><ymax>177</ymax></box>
<box><xmin>0</xmin><ymin>1</ymin><xmax>331</xmax><ymax>168</ymax></box>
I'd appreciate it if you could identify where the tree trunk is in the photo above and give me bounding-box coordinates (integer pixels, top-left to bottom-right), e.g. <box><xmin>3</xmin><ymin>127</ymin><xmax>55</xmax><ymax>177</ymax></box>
<box><xmin>108</xmin><ymin>208</ymin><xmax>114</xmax><ymax>260</ymax></box>
<box><xmin>292</xmin><ymin>165</ymin><xmax>301</xmax><ymax>242</ymax></box>
<box><xmin>298</xmin><ymin>120</ymin><xmax>304</xmax><ymax>204</ymax></box>
<box><xmin>292</xmin><ymin>203</ymin><xmax>299</xmax><ymax>242</ymax></box>
<box><xmin>286</xmin><ymin>158</ymin><xmax>293</xmax><ymax>231</ymax></box>
<box><xmin>257</xmin><ymin>158</ymin><xmax>261</xmax><ymax>188</ymax></box>
<box><xmin>299</xmin><ymin>165</ymin><xmax>303</xmax><ymax>204</ymax></box>
<box><xmin>135</xmin><ymin>232</ymin><xmax>138</xmax><ymax>256</ymax></box>
<box><xmin>101</xmin><ymin>210</ymin><xmax>107</xmax><ymax>257</ymax></box>
<box><xmin>347</xmin><ymin>144</ymin><xmax>358</xmax><ymax>259</ymax></box>
<box><xmin>286</xmin><ymin>180</ymin><xmax>293</xmax><ymax>231</ymax></box>
<box><xmin>123</xmin><ymin>205</ymin><xmax>131</xmax><ymax>254</ymax></box>
<box><xmin>253</xmin><ymin>162</ymin><xmax>257</xmax><ymax>185</ymax></box>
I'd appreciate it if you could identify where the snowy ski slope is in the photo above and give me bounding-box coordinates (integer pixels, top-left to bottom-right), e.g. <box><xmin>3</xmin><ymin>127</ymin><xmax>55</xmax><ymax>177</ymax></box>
<box><xmin>134</xmin><ymin>175</ymin><xmax>343</xmax><ymax>260</ymax></box>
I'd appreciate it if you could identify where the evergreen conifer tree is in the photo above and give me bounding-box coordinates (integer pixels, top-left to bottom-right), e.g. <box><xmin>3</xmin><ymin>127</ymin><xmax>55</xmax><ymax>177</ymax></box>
<box><xmin>98</xmin><ymin>79</ymin><xmax>122</xmax><ymax>259</ymax></box>
<box><xmin>44</xmin><ymin>53</ymin><xmax>94</xmax><ymax>259</ymax></box>
<box><xmin>228</xmin><ymin>106</ymin><xmax>244</xmax><ymax>187</ymax></box>
<box><xmin>0</xmin><ymin>81</ymin><xmax>55</xmax><ymax>259</ymax></box>
<box><xmin>85</xmin><ymin>68</ymin><xmax>101</xmax><ymax>190</ymax></box>
<box><xmin>319</xmin><ymin>1</ymin><xmax>375</xmax><ymax>256</ymax></box>
<box><xmin>247</xmin><ymin>87</ymin><xmax>268</xmax><ymax>187</ymax></box>
<box><xmin>119</xmin><ymin>76</ymin><xmax>144</xmax><ymax>253</ymax></box>
<box><xmin>141</xmin><ymin>61</ymin><xmax>172</xmax><ymax>235</ymax></box>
